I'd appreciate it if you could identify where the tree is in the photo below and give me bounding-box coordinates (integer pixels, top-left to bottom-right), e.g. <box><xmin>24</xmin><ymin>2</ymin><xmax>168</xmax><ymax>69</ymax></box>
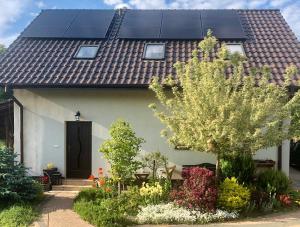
<box><xmin>99</xmin><ymin>119</ymin><xmax>144</xmax><ymax>192</ymax></box>
<box><xmin>142</xmin><ymin>151</ymin><xmax>168</xmax><ymax>179</ymax></box>
<box><xmin>0</xmin><ymin>44</ymin><xmax>8</xmax><ymax>101</ymax></box>
<box><xmin>149</xmin><ymin>31</ymin><xmax>300</xmax><ymax>178</ymax></box>
<box><xmin>0</xmin><ymin>44</ymin><xmax>5</xmax><ymax>55</ymax></box>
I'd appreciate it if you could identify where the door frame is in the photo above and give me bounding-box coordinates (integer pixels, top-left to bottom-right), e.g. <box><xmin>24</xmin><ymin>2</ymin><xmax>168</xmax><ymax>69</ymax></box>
<box><xmin>65</xmin><ymin>121</ymin><xmax>92</xmax><ymax>178</ymax></box>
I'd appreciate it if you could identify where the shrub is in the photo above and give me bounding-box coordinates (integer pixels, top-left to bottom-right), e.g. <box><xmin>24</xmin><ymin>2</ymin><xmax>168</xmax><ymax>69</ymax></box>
<box><xmin>170</xmin><ymin>167</ymin><xmax>217</xmax><ymax>211</ymax></box>
<box><xmin>220</xmin><ymin>154</ymin><xmax>255</xmax><ymax>184</ymax></box>
<box><xmin>136</xmin><ymin>203</ymin><xmax>238</xmax><ymax>224</ymax></box>
<box><xmin>74</xmin><ymin>187</ymin><xmax>142</xmax><ymax>226</ymax></box>
<box><xmin>74</xmin><ymin>197</ymin><xmax>135</xmax><ymax>227</ymax></box>
<box><xmin>0</xmin><ymin>147</ymin><xmax>43</xmax><ymax>202</ymax></box>
<box><xmin>218</xmin><ymin>177</ymin><xmax>251</xmax><ymax>212</ymax></box>
<box><xmin>0</xmin><ymin>204</ymin><xmax>38</xmax><ymax>227</ymax></box>
<box><xmin>118</xmin><ymin>186</ymin><xmax>142</xmax><ymax>216</ymax></box>
<box><xmin>289</xmin><ymin>190</ymin><xmax>300</xmax><ymax>206</ymax></box>
<box><xmin>75</xmin><ymin>188</ymin><xmax>115</xmax><ymax>203</ymax></box>
<box><xmin>256</xmin><ymin>169</ymin><xmax>290</xmax><ymax>195</ymax></box>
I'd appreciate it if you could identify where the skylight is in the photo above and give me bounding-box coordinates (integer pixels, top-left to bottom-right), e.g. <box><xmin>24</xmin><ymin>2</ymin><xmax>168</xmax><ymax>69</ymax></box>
<box><xmin>74</xmin><ymin>45</ymin><xmax>99</xmax><ymax>59</ymax></box>
<box><xmin>143</xmin><ymin>43</ymin><xmax>165</xmax><ymax>60</ymax></box>
<box><xmin>226</xmin><ymin>43</ymin><xmax>245</xmax><ymax>56</ymax></box>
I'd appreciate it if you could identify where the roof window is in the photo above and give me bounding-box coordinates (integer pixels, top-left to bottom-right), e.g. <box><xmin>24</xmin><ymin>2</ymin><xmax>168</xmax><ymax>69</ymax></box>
<box><xmin>143</xmin><ymin>43</ymin><xmax>165</xmax><ymax>60</ymax></box>
<box><xmin>226</xmin><ymin>43</ymin><xmax>245</xmax><ymax>56</ymax></box>
<box><xmin>74</xmin><ymin>45</ymin><xmax>99</xmax><ymax>59</ymax></box>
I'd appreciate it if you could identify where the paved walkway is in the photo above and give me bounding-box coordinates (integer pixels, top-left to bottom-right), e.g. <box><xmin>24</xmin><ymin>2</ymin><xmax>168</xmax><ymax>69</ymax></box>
<box><xmin>32</xmin><ymin>191</ymin><xmax>92</xmax><ymax>227</ymax></box>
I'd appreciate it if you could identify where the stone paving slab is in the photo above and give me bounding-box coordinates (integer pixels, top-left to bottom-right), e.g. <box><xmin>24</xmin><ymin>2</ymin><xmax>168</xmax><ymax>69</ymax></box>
<box><xmin>32</xmin><ymin>191</ymin><xmax>92</xmax><ymax>227</ymax></box>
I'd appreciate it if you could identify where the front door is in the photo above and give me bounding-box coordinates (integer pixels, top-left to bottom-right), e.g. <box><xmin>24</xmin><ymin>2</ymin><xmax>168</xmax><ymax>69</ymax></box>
<box><xmin>66</xmin><ymin>121</ymin><xmax>92</xmax><ymax>178</ymax></box>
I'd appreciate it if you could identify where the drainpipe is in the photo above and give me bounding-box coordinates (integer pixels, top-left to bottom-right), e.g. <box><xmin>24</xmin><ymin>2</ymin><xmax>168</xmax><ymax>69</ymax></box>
<box><xmin>11</xmin><ymin>96</ymin><xmax>24</xmax><ymax>164</ymax></box>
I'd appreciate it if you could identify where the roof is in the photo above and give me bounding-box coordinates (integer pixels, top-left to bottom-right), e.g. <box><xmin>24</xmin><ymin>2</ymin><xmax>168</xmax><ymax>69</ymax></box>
<box><xmin>0</xmin><ymin>9</ymin><xmax>299</xmax><ymax>88</ymax></box>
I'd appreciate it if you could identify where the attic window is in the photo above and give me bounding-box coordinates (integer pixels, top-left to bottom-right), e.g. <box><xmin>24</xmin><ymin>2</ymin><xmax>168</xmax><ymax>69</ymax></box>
<box><xmin>226</xmin><ymin>43</ymin><xmax>245</xmax><ymax>56</ymax></box>
<box><xmin>143</xmin><ymin>43</ymin><xmax>165</xmax><ymax>60</ymax></box>
<box><xmin>74</xmin><ymin>45</ymin><xmax>99</xmax><ymax>59</ymax></box>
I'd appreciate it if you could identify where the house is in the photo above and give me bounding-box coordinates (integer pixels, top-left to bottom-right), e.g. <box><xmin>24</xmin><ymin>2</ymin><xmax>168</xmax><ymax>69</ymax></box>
<box><xmin>0</xmin><ymin>9</ymin><xmax>299</xmax><ymax>179</ymax></box>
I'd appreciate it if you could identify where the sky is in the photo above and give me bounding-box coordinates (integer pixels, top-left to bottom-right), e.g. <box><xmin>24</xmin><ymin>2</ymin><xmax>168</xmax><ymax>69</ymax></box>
<box><xmin>0</xmin><ymin>0</ymin><xmax>299</xmax><ymax>47</ymax></box>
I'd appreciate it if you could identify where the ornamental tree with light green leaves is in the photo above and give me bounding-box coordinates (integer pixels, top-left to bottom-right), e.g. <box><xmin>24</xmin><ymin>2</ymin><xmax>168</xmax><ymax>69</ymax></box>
<box><xmin>149</xmin><ymin>31</ymin><xmax>300</xmax><ymax>177</ymax></box>
<box><xmin>99</xmin><ymin>119</ymin><xmax>144</xmax><ymax>190</ymax></box>
<box><xmin>0</xmin><ymin>44</ymin><xmax>5</xmax><ymax>55</ymax></box>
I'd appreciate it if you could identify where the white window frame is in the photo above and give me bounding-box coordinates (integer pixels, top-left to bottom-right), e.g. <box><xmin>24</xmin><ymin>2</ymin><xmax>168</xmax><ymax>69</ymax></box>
<box><xmin>74</xmin><ymin>45</ymin><xmax>100</xmax><ymax>59</ymax></box>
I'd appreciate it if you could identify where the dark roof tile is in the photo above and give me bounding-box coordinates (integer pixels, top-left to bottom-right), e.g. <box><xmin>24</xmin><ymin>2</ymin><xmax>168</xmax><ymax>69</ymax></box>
<box><xmin>0</xmin><ymin>9</ymin><xmax>299</xmax><ymax>87</ymax></box>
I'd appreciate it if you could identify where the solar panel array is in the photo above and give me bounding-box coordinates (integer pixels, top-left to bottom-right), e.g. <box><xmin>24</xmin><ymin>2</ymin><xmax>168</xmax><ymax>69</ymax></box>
<box><xmin>21</xmin><ymin>9</ymin><xmax>247</xmax><ymax>40</ymax></box>
<box><xmin>21</xmin><ymin>9</ymin><xmax>115</xmax><ymax>39</ymax></box>
<box><xmin>119</xmin><ymin>10</ymin><xmax>247</xmax><ymax>40</ymax></box>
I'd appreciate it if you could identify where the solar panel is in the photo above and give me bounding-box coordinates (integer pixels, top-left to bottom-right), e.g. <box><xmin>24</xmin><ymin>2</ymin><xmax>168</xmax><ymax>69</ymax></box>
<box><xmin>201</xmin><ymin>10</ymin><xmax>247</xmax><ymax>40</ymax></box>
<box><xmin>119</xmin><ymin>10</ymin><xmax>162</xmax><ymax>39</ymax></box>
<box><xmin>160</xmin><ymin>10</ymin><xmax>203</xmax><ymax>39</ymax></box>
<box><xmin>21</xmin><ymin>10</ymin><xmax>77</xmax><ymax>38</ymax></box>
<box><xmin>21</xmin><ymin>10</ymin><xmax>115</xmax><ymax>39</ymax></box>
<box><xmin>64</xmin><ymin>10</ymin><xmax>115</xmax><ymax>38</ymax></box>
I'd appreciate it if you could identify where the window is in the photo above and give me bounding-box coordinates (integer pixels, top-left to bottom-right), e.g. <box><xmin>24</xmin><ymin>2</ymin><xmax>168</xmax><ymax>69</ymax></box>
<box><xmin>74</xmin><ymin>45</ymin><xmax>99</xmax><ymax>59</ymax></box>
<box><xmin>226</xmin><ymin>43</ymin><xmax>245</xmax><ymax>56</ymax></box>
<box><xmin>143</xmin><ymin>43</ymin><xmax>165</xmax><ymax>60</ymax></box>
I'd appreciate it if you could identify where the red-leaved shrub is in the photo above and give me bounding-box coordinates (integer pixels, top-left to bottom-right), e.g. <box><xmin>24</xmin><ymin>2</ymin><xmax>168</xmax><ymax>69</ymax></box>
<box><xmin>170</xmin><ymin>167</ymin><xmax>217</xmax><ymax>211</ymax></box>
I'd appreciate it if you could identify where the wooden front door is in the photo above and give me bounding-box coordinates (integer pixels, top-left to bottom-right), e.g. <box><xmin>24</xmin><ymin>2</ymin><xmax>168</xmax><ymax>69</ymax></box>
<box><xmin>66</xmin><ymin>121</ymin><xmax>92</xmax><ymax>178</ymax></box>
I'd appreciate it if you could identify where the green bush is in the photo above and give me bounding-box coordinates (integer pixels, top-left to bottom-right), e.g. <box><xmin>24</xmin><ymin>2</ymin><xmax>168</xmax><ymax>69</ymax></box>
<box><xmin>74</xmin><ymin>187</ymin><xmax>142</xmax><ymax>226</ymax></box>
<box><xmin>218</xmin><ymin>177</ymin><xmax>251</xmax><ymax>211</ymax></box>
<box><xmin>0</xmin><ymin>204</ymin><xmax>38</xmax><ymax>227</ymax></box>
<box><xmin>74</xmin><ymin>197</ymin><xmax>134</xmax><ymax>227</ymax></box>
<box><xmin>75</xmin><ymin>188</ymin><xmax>115</xmax><ymax>203</ymax></box>
<box><xmin>118</xmin><ymin>187</ymin><xmax>142</xmax><ymax>216</ymax></box>
<box><xmin>220</xmin><ymin>154</ymin><xmax>255</xmax><ymax>184</ymax></box>
<box><xmin>256</xmin><ymin>169</ymin><xmax>290</xmax><ymax>195</ymax></box>
<box><xmin>0</xmin><ymin>147</ymin><xmax>43</xmax><ymax>202</ymax></box>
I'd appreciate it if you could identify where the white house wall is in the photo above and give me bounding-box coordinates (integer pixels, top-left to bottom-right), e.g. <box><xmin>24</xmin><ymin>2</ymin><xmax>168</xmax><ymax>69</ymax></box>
<box><xmin>13</xmin><ymin>88</ymin><xmax>286</xmax><ymax>177</ymax></box>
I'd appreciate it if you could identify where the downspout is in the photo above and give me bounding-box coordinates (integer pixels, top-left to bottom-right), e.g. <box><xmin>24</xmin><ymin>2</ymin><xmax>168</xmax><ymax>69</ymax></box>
<box><xmin>11</xmin><ymin>96</ymin><xmax>24</xmax><ymax>164</ymax></box>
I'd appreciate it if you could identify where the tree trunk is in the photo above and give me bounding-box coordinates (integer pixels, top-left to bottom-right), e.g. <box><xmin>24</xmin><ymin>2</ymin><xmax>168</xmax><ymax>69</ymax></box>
<box><xmin>215</xmin><ymin>154</ymin><xmax>220</xmax><ymax>184</ymax></box>
<box><xmin>118</xmin><ymin>181</ymin><xmax>121</xmax><ymax>195</ymax></box>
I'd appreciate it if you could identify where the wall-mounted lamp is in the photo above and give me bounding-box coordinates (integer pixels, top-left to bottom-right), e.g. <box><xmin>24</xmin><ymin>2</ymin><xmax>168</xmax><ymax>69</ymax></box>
<box><xmin>75</xmin><ymin>111</ymin><xmax>81</xmax><ymax>121</ymax></box>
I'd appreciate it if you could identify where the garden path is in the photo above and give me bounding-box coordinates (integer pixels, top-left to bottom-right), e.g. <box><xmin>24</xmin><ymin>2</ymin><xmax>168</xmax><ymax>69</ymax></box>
<box><xmin>32</xmin><ymin>191</ymin><xmax>92</xmax><ymax>227</ymax></box>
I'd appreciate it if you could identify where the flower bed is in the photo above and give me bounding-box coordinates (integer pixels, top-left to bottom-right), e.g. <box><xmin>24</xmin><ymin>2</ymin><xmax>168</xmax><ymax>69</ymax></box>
<box><xmin>136</xmin><ymin>203</ymin><xmax>238</xmax><ymax>224</ymax></box>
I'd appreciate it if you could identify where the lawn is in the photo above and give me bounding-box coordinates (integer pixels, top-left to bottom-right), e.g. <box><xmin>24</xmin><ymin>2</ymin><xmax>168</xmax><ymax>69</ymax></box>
<box><xmin>0</xmin><ymin>202</ymin><xmax>40</xmax><ymax>227</ymax></box>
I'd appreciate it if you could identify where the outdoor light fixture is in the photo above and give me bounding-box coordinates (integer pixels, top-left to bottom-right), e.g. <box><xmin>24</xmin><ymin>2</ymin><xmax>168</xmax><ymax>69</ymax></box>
<box><xmin>75</xmin><ymin>111</ymin><xmax>81</xmax><ymax>121</ymax></box>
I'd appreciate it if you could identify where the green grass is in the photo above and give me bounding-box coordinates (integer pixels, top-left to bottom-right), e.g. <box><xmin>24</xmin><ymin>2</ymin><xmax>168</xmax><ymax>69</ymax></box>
<box><xmin>0</xmin><ymin>203</ymin><xmax>39</xmax><ymax>227</ymax></box>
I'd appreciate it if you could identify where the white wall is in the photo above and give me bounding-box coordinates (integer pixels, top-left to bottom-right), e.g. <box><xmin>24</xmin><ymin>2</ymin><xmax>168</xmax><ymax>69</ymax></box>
<box><xmin>13</xmin><ymin>88</ymin><xmax>287</xmax><ymax>177</ymax></box>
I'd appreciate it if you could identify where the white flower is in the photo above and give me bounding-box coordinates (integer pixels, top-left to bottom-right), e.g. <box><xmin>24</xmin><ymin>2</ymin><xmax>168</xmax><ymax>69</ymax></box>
<box><xmin>136</xmin><ymin>203</ymin><xmax>239</xmax><ymax>224</ymax></box>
